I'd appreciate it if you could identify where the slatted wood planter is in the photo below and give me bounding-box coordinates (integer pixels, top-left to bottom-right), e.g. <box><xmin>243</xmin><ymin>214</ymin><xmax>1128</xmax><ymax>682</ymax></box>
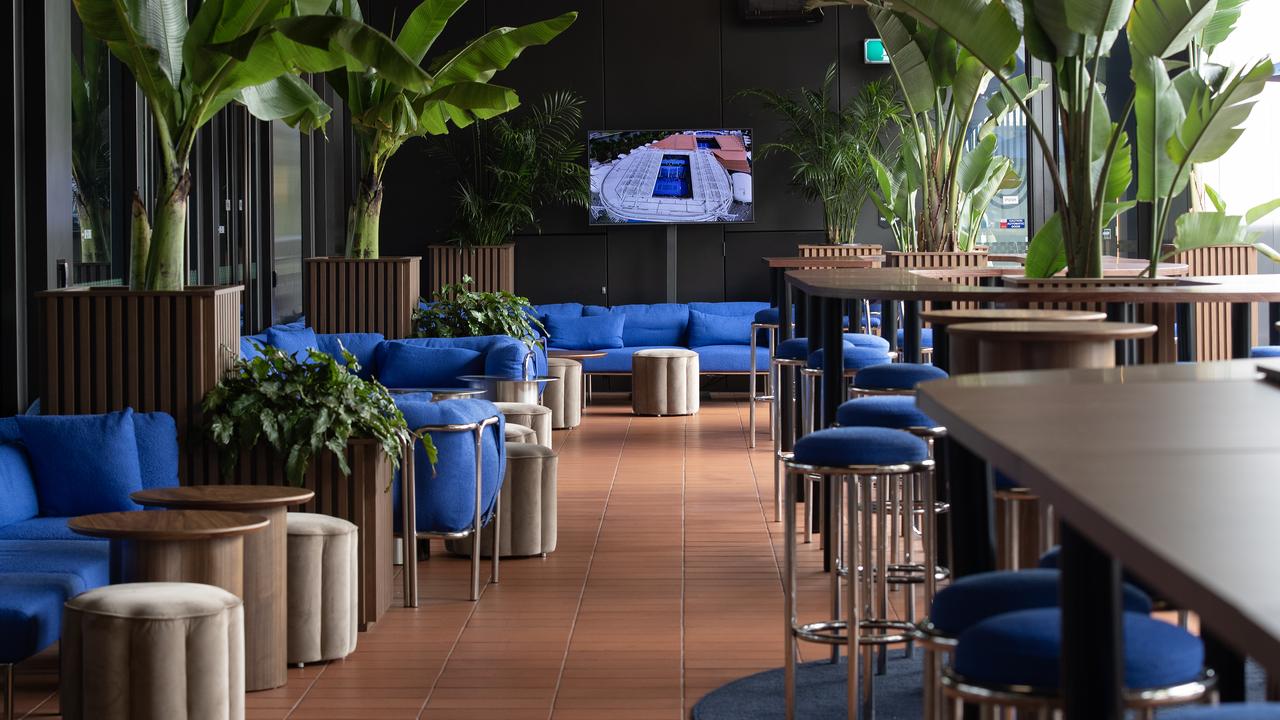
<box><xmin>198</xmin><ymin>439</ymin><xmax>396</xmax><ymax>631</ymax></box>
<box><xmin>428</xmin><ymin>244</ymin><xmax>515</xmax><ymax>295</ymax></box>
<box><xmin>798</xmin><ymin>243</ymin><xmax>883</xmax><ymax>258</ymax></box>
<box><xmin>305</xmin><ymin>256</ymin><xmax>420</xmax><ymax>339</ymax></box>
<box><xmin>37</xmin><ymin>285</ymin><xmax>243</xmax><ymax>483</ymax></box>
<box><xmin>885</xmin><ymin>251</ymin><xmax>990</xmax><ymax>269</ymax></box>
<box><xmin>1003</xmin><ymin>276</ymin><xmax>1180</xmax><ymax>364</ymax></box>
<box><xmin>1168</xmin><ymin>244</ymin><xmax>1256</xmax><ymax>361</ymax></box>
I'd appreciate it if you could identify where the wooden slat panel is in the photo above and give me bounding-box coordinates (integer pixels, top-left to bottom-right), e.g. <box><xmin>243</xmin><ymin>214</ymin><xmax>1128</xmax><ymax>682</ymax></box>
<box><xmin>797</xmin><ymin>243</ymin><xmax>882</xmax><ymax>258</ymax></box>
<box><xmin>305</xmin><ymin>256</ymin><xmax>420</xmax><ymax>339</ymax></box>
<box><xmin>1171</xmin><ymin>245</ymin><xmax>1256</xmax><ymax>361</ymax></box>
<box><xmin>427</xmin><ymin>245</ymin><xmax>514</xmax><ymax>296</ymax></box>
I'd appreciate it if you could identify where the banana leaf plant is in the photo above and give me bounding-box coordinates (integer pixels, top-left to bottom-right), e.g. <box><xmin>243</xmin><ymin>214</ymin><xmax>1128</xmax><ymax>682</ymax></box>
<box><xmin>856</xmin><ymin>0</ymin><xmax>1274</xmax><ymax>278</ymax></box>
<box><xmin>71</xmin><ymin>35</ymin><xmax>112</xmax><ymax>265</ymax></box>
<box><xmin>73</xmin><ymin>0</ymin><xmax>434</xmax><ymax>290</ymax></box>
<box><xmin>317</xmin><ymin>0</ymin><xmax>577</xmax><ymax>259</ymax></box>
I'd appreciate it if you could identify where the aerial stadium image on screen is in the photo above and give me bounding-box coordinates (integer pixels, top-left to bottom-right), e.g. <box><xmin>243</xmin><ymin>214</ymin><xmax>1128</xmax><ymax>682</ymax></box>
<box><xmin>588</xmin><ymin>129</ymin><xmax>754</xmax><ymax>225</ymax></box>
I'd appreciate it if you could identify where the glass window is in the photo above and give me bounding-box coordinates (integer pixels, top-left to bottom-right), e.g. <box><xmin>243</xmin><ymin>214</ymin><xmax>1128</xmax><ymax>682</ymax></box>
<box><xmin>66</xmin><ymin>14</ymin><xmax>121</xmax><ymax>287</ymax></box>
<box><xmin>965</xmin><ymin>48</ymin><xmax>1031</xmax><ymax>254</ymax></box>
<box><xmin>271</xmin><ymin>121</ymin><xmax>304</xmax><ymax>323</ymax></box>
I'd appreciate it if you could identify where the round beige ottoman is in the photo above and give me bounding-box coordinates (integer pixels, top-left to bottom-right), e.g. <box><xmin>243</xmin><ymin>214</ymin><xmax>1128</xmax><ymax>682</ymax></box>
<box><xmin>632</xmin><ymin>348</ymin><xmax>700</xmax><ymax>416</ymax></box>
<box><xmin>494</xmin><ymin>401</ymin><xmax>552</xmax><ymax>447</ymax></box>
<box><xmin>61</xmin><ymin>582</ymin><xmax>245</xmax><ymax>720</ymax></box>
<box><xmin>286</xmin><ymin>512</ymin><xmax>358</xmax><ymax>666</ymax></box>
<box><xmin>545</xmin><ymin>357</ymin><xmax>583</xmax><ymax>429</ymax></box>
<box><xmin>447</xmin><ymin>442</ymin><xmax>558</xmax><ymax>557</ymax></box>
<box><xmin>505</xmin><ymin>422</ymin><xmax>538</xmax><ymax>444</ymax></box>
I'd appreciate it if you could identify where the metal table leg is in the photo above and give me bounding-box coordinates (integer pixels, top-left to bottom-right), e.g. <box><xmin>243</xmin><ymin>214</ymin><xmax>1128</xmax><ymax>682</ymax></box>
<box><xmin>820</xmin><ymin>297</ymin><xmax>845</xmax><ymax>573</ymax></box>
<box><xmin>943</xmin><ymin>437</ymin><xmax>995</xmax><ymax>579</ymax></box>
<box><xmin>904</xmin><ymin>301</ymin><xmax>922</xmax><ymax>364</ymax></box>
<box><xmin>1232</xmin><ymin>302</ymin><xmax>1253</xmax><ymax>359</ymax></box>
<box><xmin>1060</xmin><ymin>523</ymin><xmax>1124</xmax><ymax>720</ymax></box>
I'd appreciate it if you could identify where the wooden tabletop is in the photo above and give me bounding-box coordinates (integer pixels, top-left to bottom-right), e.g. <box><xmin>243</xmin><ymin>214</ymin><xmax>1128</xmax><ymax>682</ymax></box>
<box><xmin>921</xmin><ymin>308</ymin><xmax>1108</xmax><ymax>326</ymax></box>
<box><xmin>785</xmin><ymin>268</ymin><xmax>1280</xmax><ymax>303</ymax></box>
<box><xmin>763</xmin><ymin>256</ymin><xmax>879</xmax><ymax>269</ymax></box>
<box><xmin>987</xmin><ymin>254</ymin><xmax>1190</xmax><ymax>276</ymax></box>
<box><xmin>131</xmin><ymin>485</ymin><xmax>314</xmax><ymax>511</ymax></box>
<box><xmin>946</xmin><ymin>321</ymin><xmax>1159</xmax><ymax>342</ymax></box>
<box><xmin>917</xmin><ymin>358</ymin><xmax>1280</xmax><ymax>671</ymax></box>
<box><xmin>69</xmin><ymin>509</ymin><xmax>270</xmax><ymax>541</ymax></box>
<box><xmin>548</xmin><ymin>349</ymin><xmax>608</xmax><ymax>360</ymax></box>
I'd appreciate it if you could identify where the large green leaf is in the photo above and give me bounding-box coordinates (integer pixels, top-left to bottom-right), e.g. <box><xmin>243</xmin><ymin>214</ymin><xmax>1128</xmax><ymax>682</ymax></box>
<box><xmin>396</xmin><ymin>0</ymin><xmax>469</xmax><ymax>65</ymax></box>
<box><xmin>868</xmin><ymin>6</ymin><xmax>936</xmax><ymax>115</ymax></box>
<box><xmin>236</xmin><ymin>74</ymin><xmax>332</xmax><ymax>134</ymax></box>
<box><xmin>270</xmin><ymin>15</ymin><xmax>435</xmax><ymax>92</ymax></box>
<box><xmin>980</xmin><ymin>73</ymin><xmax>1048</xmax><ymax>136</ymax></box>
<box><xmin>138</xmin><ymin>0</ymin><xmax>188</xmax><ymax>88</ymax></box>
<box><xmin>1065</xmin><ymin>0</ymin><xmax>1133</xmax><ymax>35</ymax></box>
<box><xmin>1199</xmin><ymin>0</ymin><xmax>1245</xmax><ymax>53</ymax></box>
<box><xmin>1167</xmin><ymin>59</ymin><xmax>1272</xmax><ymax>174</ymax></box>
<box><xmin>433</xmin><ymin>12</ymin><xmax>577</xmax><ymax>86</ymax></box>
<box><xmin>958</xmin><ymin>134</ymin><xmax>999</xmax><ymax>193</ymax></box>
<box><xmin>1132</xmin><ymin>54</ymin><xmax>1185</xmax><ymax>201</ymax></box>
<box><xmin>877</xmin><ymin>0</ymin><xmax>1021</xmax><ymax>76</ymax></box>
<box><xmin>952</xmin><ymin>52</ymin><xmax>993</xmax><ymax>128</ymax></box>
<box><xmin>1245</xmin><ymin>196</ymin><xmax>1280</xmax><ymax>226</ymax></box>
<box><xmin>72</xmin><ymin>0</ymin><xmax>182</xmax><ymax>125</ymax></box>
<box><xmin>185</xmin><ymin>0</ymin><xmax>291</xmax><ymax>86</ymax></box>
<box><xmin>414</xmin><ymin>81</ymin><xmax>519</xmax><ymax>123</ymax></box>
<box><xmin>1026</xmin><ymin>211</ymin><xmax>1067</xmax><ymax>277</ymax></box>
<box><xmin>1173</xmin><ymin>210</ymin><xmax>1250</xmax><ymax>249</ymax></box>
<box><xmin>1030</xmin><ymin>0</ymin><xmax>1085</xmax><ymax>57</ymax></box>
<box><xmin>1128</xmin><ymin>0</ymin><xmax>1216</xmax><ymax>59</ymax></box>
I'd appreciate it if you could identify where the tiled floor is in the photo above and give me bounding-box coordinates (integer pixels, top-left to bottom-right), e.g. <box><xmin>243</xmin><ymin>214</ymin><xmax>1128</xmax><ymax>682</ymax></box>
<box><xmin>12</xmin><ymin>400</ymin><xmax>910</xmax><ymax>719</ymax></box>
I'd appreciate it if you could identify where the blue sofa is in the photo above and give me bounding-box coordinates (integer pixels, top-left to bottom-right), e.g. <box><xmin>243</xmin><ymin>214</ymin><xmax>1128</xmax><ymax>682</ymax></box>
<box><xmin>531</xmin><ymin>301</ymin><xmax>771</xmax><ymax>375</ymax></box>
<box><xmin>0</xmin><ymin>409</ymin><xmax>178</xmax><ymax>692</ymax></box>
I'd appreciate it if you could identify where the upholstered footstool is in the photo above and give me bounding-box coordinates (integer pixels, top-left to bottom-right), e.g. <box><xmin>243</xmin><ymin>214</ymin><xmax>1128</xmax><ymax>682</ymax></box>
<box><xmin>61</xmin><ymin>582</ymin><xmax>245</xmax><ymax>720</ymax></box>
<box><xmin>505</xmin><ymin>423</ymin><xmax>538</xmax><ymax>444</ymax></box>
<box><xmin>286</xmin><ymin>512</ymin><xmax>358</xmax><ymax>666</ymax></box>
<box><xmin>545</xmin><ymin>358</ymin><xmax>583</xmax><ymax>429</ymax></box>
<box><xmin>447</xmin><ymin>442</ymin><xmax>558</xmax><ymax>557</ymax></box>
<box><xmin>494</xmin><ymin>402</ymin><xmax>552</xmax><ymax>447</ymax></box>
<box><xmin>632</xmin><ymin>348</ymin><xmax>699</xmax><ymax>416</ymax></box>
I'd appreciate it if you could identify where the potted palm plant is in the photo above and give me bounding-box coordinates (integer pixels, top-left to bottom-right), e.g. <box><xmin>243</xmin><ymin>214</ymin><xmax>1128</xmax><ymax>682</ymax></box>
<box><xmin>43</xmin><ymin>0</ymin><xmax>428</xmax><ymax>482</ymax></box>
<box><xmin>305</xmin><ymin>0</ymin><xmax>576</xmax><ymax>335</ymax></box>
<box><xmin>429</xmin><ymin>91</ymin><xmax>591</xmax><ymax>294</ymax></box>
<box><xmin>741</xmin><ymin>64</ymin><xmax>903</xmax><ymax>250</ymax></box>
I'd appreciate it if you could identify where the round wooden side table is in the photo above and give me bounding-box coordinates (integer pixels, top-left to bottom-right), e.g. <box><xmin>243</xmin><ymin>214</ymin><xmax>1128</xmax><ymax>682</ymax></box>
<box><xmin>129</xmin><ymin>485</ymin><xmax>313</xmax><ymax>691</ymax></box>
<box><xmin>920</xmin><ymin>309</ymin><xmax>1109</xmax><ymax>374</ymax></box>
<box><xmin>947</xmin><ymin>321</ymin><xmax>1158</xmax><ymax>373</ymax></box>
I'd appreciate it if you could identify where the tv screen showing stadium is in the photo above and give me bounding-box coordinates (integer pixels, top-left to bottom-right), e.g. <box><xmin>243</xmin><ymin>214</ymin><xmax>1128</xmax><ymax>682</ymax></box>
<box><xmin>587</xmin><ymin>129</ymin><xmax>754</xmax><ymax>225</ymax></box>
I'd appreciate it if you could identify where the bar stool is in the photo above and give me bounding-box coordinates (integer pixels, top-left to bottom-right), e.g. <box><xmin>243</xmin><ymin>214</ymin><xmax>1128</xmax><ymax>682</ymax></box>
<box><xmin>994</xmin><ymin>469</ymin><xmax>1055</xmax><ymax>570</ymax></box>
<box><xmin>749</xmin><ymin>308</ymin><xmax>781</xmax><ymax>448</ymax></box>
<box><xmin>1169</xmin><ymin>705</ymin><xmax>1280</xmax><ymax>719</ymax></box>
<box><xmin>945</xmin><ymin>607</ymin><xmax>1213</xmax><ymax>717</ymax></box>
<box><xmin>851</xmin><ymin>362</ymin><xmax>949</xmax><ymax>397</ymax></box>
<box><xmin>782</xmin><ymin>426</ymin><xmax>935</xmax><ymax>720</ymax></box>
<box><xmin>914</xmin><ymin>569</ymin><xmax>1154</xmax><ymax>720</ymax></box>
<box><xmin>800</xmin><ymin>346</ymin><xmax>892</xmax><ymax>434</ymax></box>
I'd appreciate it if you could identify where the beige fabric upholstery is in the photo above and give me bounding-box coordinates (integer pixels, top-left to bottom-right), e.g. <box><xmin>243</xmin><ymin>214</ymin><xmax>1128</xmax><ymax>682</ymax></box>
<box><xmin>545</xmin><ymin>358</ymin><xmax>583</xmax><ymax>429</ymax></box>
<box><xmin>505</xmin><ymin>423</ymin><xmax>537</xmax><ymax>444</ymax></box>
<box><xmin>494</xmin><ymin>401</ymin><xmax>552</xmax><ymax>447</ymax></box>
<box><xmin>447</xmin><ymin>442</ymin><xmax>558</xmax><ymax>557</ymax></box>
<box><xmin>632</xmin><ymin>348</ymin><xmax>700</xmax><ymax>416</ymax></box>
<box><xmin>61</xmin><ymin>582</ymin><xmax>245</xmax><ymax>720</ymax></box>
<box><xmin>286</xmin><ymin>512</ymin><xmax>358</xmax><ymax>665</ymax></box>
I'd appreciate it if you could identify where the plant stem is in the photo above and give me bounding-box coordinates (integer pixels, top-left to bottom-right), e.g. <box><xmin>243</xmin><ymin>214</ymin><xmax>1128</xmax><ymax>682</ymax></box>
<box><xmin>143</xmin><ymin>170</ymin><xmax>190</xmax><ymax>290</ymax></box>
<box><xmin>129</xmin><ymin>191</ymin><xmax>151</xmax><ymax>290</ymax></box>
<box><xmin>347</xmin><ymin>159</ymin><xmax>384</xmax><ymax>259</ymax></box>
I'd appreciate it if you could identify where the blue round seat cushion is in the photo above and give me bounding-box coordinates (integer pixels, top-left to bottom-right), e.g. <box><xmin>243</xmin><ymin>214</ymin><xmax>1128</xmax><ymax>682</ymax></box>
<box><xmin>896</xmin><ymin>327</ymin><xmax>935</xmax><ymax>348</ymax></box>
<box><xmin>807</xmin><ymin>346</ymin><xmax>891</xmax><ymax>371</ymax></box>
<box><xmin>853</xmin><ymin>362</ymin><xmax>949</xmax><ymax>391</ymax></box>
<box><xmin>792</xmin><ymin>427</ymin><xmax>929</xmax><ymax>468</ymax></box>
<box><xmin>1250</xmin><ymin>346</ymin><xmax>1280</xmax><ymax>358</ymax></box>
<box><xmin>843</xmin><ymin>333</ymin><xmax>891</xmax><ymax>352</ymax></box>
<box><xmin>837</xmin><ymin>395</ymin><xmax>939</xmax><ymax>431</ymax></box>
<box><xmin>1162</xmin><ymin>705</ymin><xmax>1280</xmax><ymax>720</ymax></box>
<box><xmin>776</xmin><ymin>337</ymin><xmax>852</xmax><ymax>361</ymax></box>
<box><xmin>929</xmin><ymin>569</ymin><xmax>1152</xmax><ymax>637</ymax></box>
<box><xmin>954</xmin><ymin>608</ymin><xmax>1203</xmax><ymax>691</ymax></box>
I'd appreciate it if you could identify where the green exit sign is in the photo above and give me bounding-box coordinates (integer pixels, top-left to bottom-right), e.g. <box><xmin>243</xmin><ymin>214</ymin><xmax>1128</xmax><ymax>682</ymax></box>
<box><xmin>864</xmin><ymin>38</ymin><xmax>890</xmax><ymax>65</ymax></box>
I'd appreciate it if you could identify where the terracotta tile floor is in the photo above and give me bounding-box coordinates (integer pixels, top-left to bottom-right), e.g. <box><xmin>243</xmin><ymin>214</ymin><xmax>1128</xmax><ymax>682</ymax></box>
<box><xmin>11</xmin><ymin>400</ymin><xmax>922</xmax><ymax>720</ymax></box>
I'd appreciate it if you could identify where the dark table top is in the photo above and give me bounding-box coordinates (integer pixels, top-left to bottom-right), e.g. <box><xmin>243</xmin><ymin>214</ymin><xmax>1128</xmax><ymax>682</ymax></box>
<box><xmin>70</xmin><ymin>509</ymin><xmax>269</xmax><ymax>541</ymax></box>
<box><xmin>132</xmin><ymin>485</ymin><xmax>314</xmax><ymax>511</ymax></box>
<box><xmin>762</xmin><ymin>256</ymin><xmax>880</xmax><ymax>269</ymax></box>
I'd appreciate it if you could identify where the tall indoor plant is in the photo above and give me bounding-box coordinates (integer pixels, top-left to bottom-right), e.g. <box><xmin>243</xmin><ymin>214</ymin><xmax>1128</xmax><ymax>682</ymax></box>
<box><xmin>73</xmin><ymin>0</ymin><xmax>433</xmax><ymax>290</ymax></box>
<box><xmin>70</xmin><ymin>35</ymin><xmax>111</xmax><ymax>266</ymax></box>
<box><xmin>742</xmin><ymin>64</ymin><xmax>903</xmax><ymax>245</ymax></box>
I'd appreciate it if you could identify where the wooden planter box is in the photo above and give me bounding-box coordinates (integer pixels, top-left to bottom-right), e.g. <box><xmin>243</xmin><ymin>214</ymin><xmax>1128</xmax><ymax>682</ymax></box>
<box><xmin>428</xmin><ymin>244</ymin><xmax>515</xmax><ymax>295</ymax></box>
<box><xmin>798</xmin><ymin>243</ymin><xmax>883</xmax><ymax>258</ymax></box>
<box><xmin>885</xmin><ymin>251</ymin><xmax>989</xmax><ymax>269</ymax></box>
<box><xmin>196</xmin><ymin>439</ymin><xmax>396</xmax><ymax>631</ymax></box>
<box><xmin>1165</xmin><ymin>244</ymin><xmax>1257</xmax><ymax>361</ymax></box>
<box><xmin>37</xmin><ymin>285</ymin><xmax>243</xmax><ymax>483</ymax></box>
<box><xmin>305</xmin><ymin>256</ymin><xmax>421</xmax><ymax>339</ymax></box>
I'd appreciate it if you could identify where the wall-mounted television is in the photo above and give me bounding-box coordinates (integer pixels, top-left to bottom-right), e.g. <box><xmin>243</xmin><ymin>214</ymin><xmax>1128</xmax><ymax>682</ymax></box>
<box><xmin>587</xmin><ymin>129</ymin><xmax>754</xmax><ymax>225</ymax></box>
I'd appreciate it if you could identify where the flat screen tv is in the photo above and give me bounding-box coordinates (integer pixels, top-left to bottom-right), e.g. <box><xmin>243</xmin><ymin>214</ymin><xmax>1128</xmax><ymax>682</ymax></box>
<box><xmin>587</xmin><ymin>129</ymin><xmax>754</xmax><ymax>225</ymax></box>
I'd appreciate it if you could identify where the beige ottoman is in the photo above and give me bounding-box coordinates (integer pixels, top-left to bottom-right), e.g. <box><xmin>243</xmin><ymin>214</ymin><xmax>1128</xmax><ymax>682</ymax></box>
<box><xmin>545</xmin><ymin>357</ymin><xmax>583</xmax><ymax>429</ymax></box>
<box><xmin>495</xmin><ymin>401</ymin><xmax>552</xmax><ymax>447</ymax></box>
<box><xmin>286</xmin><ymin>512</ymin><xmax>358</xmax><ymax>666</ymax></box>
<box><xmin>447</xmin><ymin>442</ymin><xmax>558</xmax><ymax>557</ymax></box>
<box><xmin>61</xmin><ymin>582</ymin><xmax>245</xmax><ymax>720</ymax></box>
<box><xmin>632</xmin><ymin>348</ymin><xmax>700</xmax><ymax>416</ymax></box>
<box><xmin>505</xmin><ymin>422</ymin><xmax>538</xmax><ymax>444</ymax></box>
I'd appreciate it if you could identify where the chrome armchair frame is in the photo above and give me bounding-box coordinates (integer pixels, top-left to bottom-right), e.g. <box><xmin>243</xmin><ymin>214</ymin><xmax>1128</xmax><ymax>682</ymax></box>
<box><xmin>748</xmin><ymin>322</ymin><xmax>778</xmax><ymax>449</ymax></box>
<box><xmin>940</xmin><ymin>668</ymin><xmax>1214</xmax><ymax>720</ymax></box>
<box><xmin>402</xmin><ymin>414</ymin><xmax>503</xmax><ymax>604</ymax></box>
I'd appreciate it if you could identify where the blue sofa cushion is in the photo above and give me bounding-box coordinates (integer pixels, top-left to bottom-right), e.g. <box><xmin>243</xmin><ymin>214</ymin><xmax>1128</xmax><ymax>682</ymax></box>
<box><xmin>837</xmin><ymin>396</ymin><xmax>939</xmax><ymax>431</ymax></box>
<box><xmin>954</xmin><ymin>608</ymin><xmax>1202</xmax><ymax>690</ymax></box>
<box><xmin>0</xmin><ymin>517</ymin><xmax>92</xmax><ymax>541</ymax></box>
<box><xmin>240</xmin><ymin>335</ymin><xmax>268</xmax><ymax>362</ymax></box>
<box><xmin>0</xmin><ymin>417</ymin><xmax>16</xmax><ymax>443</ymax></box>
<box><xmin>131</xmin><ymin>412</ymin><xmax>180</xmax><ymax>490</ymax></box>
<box><xmin>694</xmin><ymin>345</ymin><xmax>770</xmax><ymax>373</ymax></box>
<box><xmin>929</xmin><ymin>569</ymin><xmax>1151</xmax><ymax>637</ymax></box>
<box><xmin>807</xmin><ymin>346</ymin><xmax>891</xmax><ymax>370</ymax></box>
<box><xmin>688</xmin><ymin>310</ymin><xmax>754</xmax><ymax>347</ymax></box>
<box><xmin>377</xmin><ymin>342</ymin><xmax>484</xmax><ymax>390</ymax></box>
<box><xmin>532</xmin><ymin>302</ymin><xmax>585</xmax><ymax>329</ymax></box>
<box><xmin>690</xmin><ymin>301</ymin><xmax>770</xmax><ymax>317</ymax></box>
<box><xmin>547</xmin><ymin>314</ymin><xmax>625</xmax><ymax>350</ymax></box>
<box><xmin>0</xmin><ymin>444</ymin><xmax>38</xmax><ymax>528</ymax></box>
<box><xmin>0</xmin><ymin>539</ymin><xmax>110</xmax><ymax>593</ymax></box>
<box><xmin>266</xmin><ymin>324</ymin><xmax>320</xmax><ymax>361</ymax></box>
<box><xmin>394</xmin><ymin>399</ymin><xmax>505</xmax><ymax>535</ymax></box>
<box><xmin>586</xmin><ymin>304</ymin><xmax>689</xmax><ymax>347</ymax></box>
<box><xmin>317</xmin><ymin>332</ymin><xmax>385</xmax><ymax>379</ymax></box>
<box><xmin>379</xmin><ymin>336</ymin><xmax>541</xmax><ymax>382</ymax></box>
<box><xmin>793</xmin><ymin>427</ymin><xmax>929</xmax><ymax>467</ymax></box>
<box><xmin>16</xmin><ymin>409</ymin><xmax>144</xmax><ymax>517</ymax></box>
<box><xmin>564</xmin><ymin>346</ymin><xmax>677</xmax><ymax>374</ymax></box>
<box><xmin>853</xmin><ymin>363</ymin><xmax>949</xmax><ymax>391</ymax></box>
<box><xmin>0</xmin><ymin>575</ymin><xmax>77</xmax><ymax>663</ymax></box>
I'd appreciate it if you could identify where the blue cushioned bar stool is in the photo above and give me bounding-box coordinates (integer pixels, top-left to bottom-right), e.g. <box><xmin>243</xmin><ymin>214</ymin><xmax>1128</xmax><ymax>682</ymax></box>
<box><xmin>749</xmin><ymin>307</ymin><xmax>781</xmax><ymax>449</ymax></box>
<box><xmin>836</xmin><ymin>396</ymin><xmax>949</xmax><ymax>647</ymax></box>
<box><xmin>914</xmin><ymin>569</ymin><xmax>1153</xmax><ymax>720</ymax></box>
<box><xmin>852</xmin><ymin>362</ymin><xmax>949</xmax><ymax>398</ymax></box>
<box><xmin>800</xmin><ymin>346</ymin><xmax>893</xmax><ymax>435</ymax></box>
<box><xmin>782</xmin><ymin>427</ymin><xmax>934</xmax><ymax>720</ymax></box>
<box><xmin>1164</xmin><ymin>705</ymin><xmax>1280</xmax><ymax>719</ymax></box>
<box><xmin>945</xmin><ymin>607</ymin><xmax>1213</xmax><ymax>718</ymax></box>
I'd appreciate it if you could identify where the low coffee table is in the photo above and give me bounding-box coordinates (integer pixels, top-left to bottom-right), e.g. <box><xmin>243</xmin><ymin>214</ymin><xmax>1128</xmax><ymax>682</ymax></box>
<box><xmin>459</xmin><ymin>374</ymin><xmax>560</xmax><ymax>404</ymax></box>
<box><xmin>130</xmin><ymin>485</ymin><xmax>313</xmax><ymax>691</ymax></box>
<box><xmin>388</xmin><ymin>387</ymin><xmax>486</xmax><ymax>401</ymax></box>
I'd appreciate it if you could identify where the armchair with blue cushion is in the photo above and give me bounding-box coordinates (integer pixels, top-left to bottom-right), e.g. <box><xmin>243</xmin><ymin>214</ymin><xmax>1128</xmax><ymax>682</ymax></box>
<box><xmin>392</xmin><ymin>398</ymin><xmax>506</xmax><ymax>602</ymax></box>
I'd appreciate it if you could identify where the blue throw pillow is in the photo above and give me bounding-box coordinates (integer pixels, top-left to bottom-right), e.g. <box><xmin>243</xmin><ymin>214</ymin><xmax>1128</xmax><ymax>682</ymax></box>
<box><xmin>317</xmin><ymin>333</ymin><xmax>384</xmax><ymax>378</ymax></box>
<box><xmin>240</xmin><ymin>336</ymin><xmax>267</xmax><ymax>362</ymax></box>
<box><xmin>265</xmin><ymin>325</ymin><xmax>319</xmax><ymax>362</ymax></box>
<box><xmin>546</xmin><ymin>314</ymin><xmax>625</xmax><ymax>350</ymax></box>
<box><xmin>376</xmin><ymin>342</ymin><xmax>485</xmax><ymax>389</ymax></box>
<box><xmin>131</xmin><ymin>412</ymin><xmax>179</xmax><ymax>490</ymax></box>
<box><xmin>0</xmin><ymin>443</ymin><xmax>39</xmax><ymax>527</ymax></box>
<box><xmin>15</xmin><ymin>409</ymin><xmax>144</xmax><ymax>516</ymax></box>
<box><xmin>687</xmin><ymin>309</ymin><xmax>753</xmax><ymax>347</ymax></box>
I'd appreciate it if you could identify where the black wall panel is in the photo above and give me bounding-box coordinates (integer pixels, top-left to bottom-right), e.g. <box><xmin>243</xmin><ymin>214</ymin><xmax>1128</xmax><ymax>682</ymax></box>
<box><xmin>514</xmin><ymin>233</ymin><xmax>608</xmax><ymax>304</ymax></box>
